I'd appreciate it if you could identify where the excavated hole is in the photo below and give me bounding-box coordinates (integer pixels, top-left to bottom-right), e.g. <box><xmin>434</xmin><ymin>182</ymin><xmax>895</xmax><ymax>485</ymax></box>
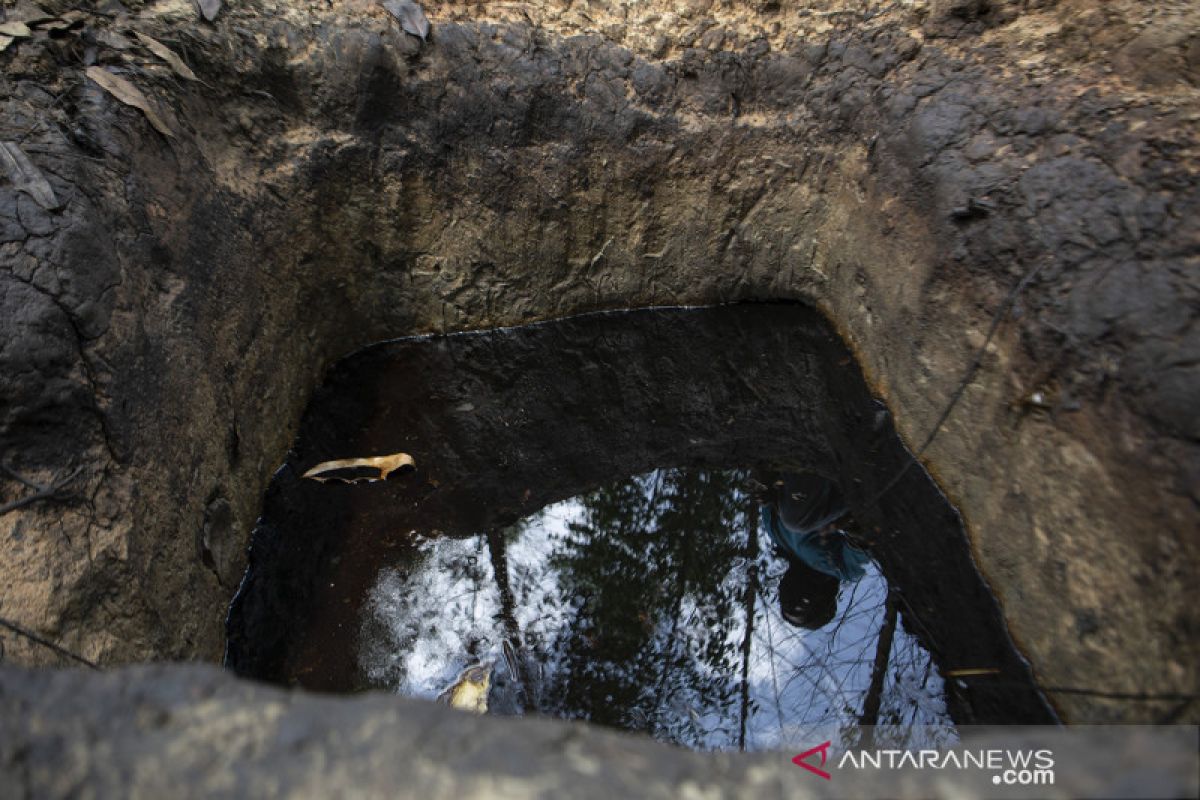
<box><xmin>225</xmin><ymin>302</ymin><xmax>1057</xmax><ymax>748</ymax></box>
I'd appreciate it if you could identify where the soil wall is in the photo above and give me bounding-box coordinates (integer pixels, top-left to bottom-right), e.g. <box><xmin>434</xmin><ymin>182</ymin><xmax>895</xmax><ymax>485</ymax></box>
<box><xmin>1</xmin><ymin>0</ymin><xmax>1197</xmax><ymax>722</ymax></box>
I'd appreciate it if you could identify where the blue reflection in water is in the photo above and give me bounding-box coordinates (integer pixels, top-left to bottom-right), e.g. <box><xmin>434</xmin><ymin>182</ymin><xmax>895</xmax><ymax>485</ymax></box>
<box><xmin>359</xmin><ymin>468</ymin><xmax>953</xmax><ymax>751</ymax></box>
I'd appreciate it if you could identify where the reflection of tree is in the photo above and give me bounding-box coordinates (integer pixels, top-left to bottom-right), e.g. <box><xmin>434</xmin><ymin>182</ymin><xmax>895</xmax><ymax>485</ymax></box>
<box><xmin>540</xmin><ymin>469</ymin><xmax>752</xmax><ymax>747</ymax></box>
<box><xmin>486</xmin><ymin>527</ymin><xmax>530</xmax><ymax>710</ymax></box>
<box><xmin>737</xmin><ymin>493</ymin><xmax>760</xmax><ymax>751</ymax></box>
<box><xmin>858</xmin><ymin>589</ymin><xmax>898</xmax><ymax>749</ymax></box>
<box><xmin>360</xmin><ymin>467</ymin><xmax>956</xmax><ymax>751</ymax></box>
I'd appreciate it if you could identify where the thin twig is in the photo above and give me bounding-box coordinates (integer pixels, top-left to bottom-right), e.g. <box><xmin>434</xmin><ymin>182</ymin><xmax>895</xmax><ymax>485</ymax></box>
<box><xmin>943</xmin><ymin>672</ymin><xmax>1196</xmax><ymax>703</ymax></box>
<box><xmin>863</xmin><ymin>260</ymin><xmax>1048</xmax><ymax>508</ymax></box>
<box><xmin>0</xmin><ymin>616</ymin><xmax>99</xmax><ymax>669</ymax></box>
<box><xmin>1040</xmin><ymin>686</ymin><xmax>1197</xmax><ymax>702</ymax></box>
<box><xmin>0</xmin><ymin>465</ymin><xmax>83</xmax><ymax>516</ymax></box>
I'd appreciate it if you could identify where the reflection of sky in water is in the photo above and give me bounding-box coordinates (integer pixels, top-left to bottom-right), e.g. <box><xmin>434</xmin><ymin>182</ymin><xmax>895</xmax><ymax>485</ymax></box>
<box><xmin>360</xmin><ymin>469</ymin><xmax>954</xmax><ymax>751</ymax></box>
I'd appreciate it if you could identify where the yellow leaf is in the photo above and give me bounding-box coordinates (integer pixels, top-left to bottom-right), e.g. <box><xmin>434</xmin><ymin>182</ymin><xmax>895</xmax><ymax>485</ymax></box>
<box><xmin>944</xmin><ymin>668</ymin><xmax>1001</xmax><ymax>678</ymax></box>
<box><xmin>302</xmin><ymin>452</ymin><xmax>416</xmax><ymax>483</ymax></box>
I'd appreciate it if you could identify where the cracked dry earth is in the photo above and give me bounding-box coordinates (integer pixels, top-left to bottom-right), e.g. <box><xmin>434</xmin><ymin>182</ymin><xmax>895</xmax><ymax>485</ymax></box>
<box><xmin>0</xmin><ymin>0</ymin><xmax>1197</xmax><ymax>735</ymax></box>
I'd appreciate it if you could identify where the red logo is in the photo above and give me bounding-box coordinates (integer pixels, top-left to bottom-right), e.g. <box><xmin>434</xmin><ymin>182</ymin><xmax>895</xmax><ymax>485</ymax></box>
<box><xmin>792</xmin><ymin>741</ymin><xmax>833</xmax><ymax>780</ymax></box>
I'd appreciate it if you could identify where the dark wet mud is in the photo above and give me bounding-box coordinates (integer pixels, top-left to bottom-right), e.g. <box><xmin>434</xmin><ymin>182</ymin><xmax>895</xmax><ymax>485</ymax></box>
<box><xmin>225</xmin><ymin>303</ymin><xmax>1057</xmax><ymax>744</ymax></box>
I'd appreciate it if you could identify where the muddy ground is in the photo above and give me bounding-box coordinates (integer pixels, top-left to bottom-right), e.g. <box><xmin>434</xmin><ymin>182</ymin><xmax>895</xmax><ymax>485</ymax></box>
<box><xmin>1</xmin><ymin>0</ymin><xmax>1197</xmax><ymax>726</ymax></box>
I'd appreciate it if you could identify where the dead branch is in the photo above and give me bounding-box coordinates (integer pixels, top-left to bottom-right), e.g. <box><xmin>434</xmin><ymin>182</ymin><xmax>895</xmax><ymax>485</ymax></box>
<box><xmin>0</xmin><ymin>616</ymin><xmax>99</xmax><ymax>670</ymax></box>
<box><xmin>863</xmin><ymin>259</ymin><xmax>1048</xmax><ymax>509</ymax></box>
<box><xmin>0</xmin><ymin>464</ymin><xmax>83</xmax><ymax>516</ymax></box>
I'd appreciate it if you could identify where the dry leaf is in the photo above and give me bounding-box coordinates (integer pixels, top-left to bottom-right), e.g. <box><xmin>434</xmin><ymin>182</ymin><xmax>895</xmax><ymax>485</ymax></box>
<box><xmin>380</xmin><ymin>0</ymin><xmax>430</xmax><ymax>41</ymax></box>
<box><xmin>0</xmin><ymin>20</ymin><xmax>31</xmax><ymax>51</ymax></box>
<box><xmin>0</xmin><ymin>21</ymin><xmax>32</xmax><ymax>37</ymax></box>
<box><xmin>194</xmin><ymin>0</ymin><xmax>221</xmax><ymax>22</ymax></box>
<box><xmin>302</xmin><ymin>452</ymin><xmax>416</xmax><ymax>484</ymax></box>
<box><xmin>4</xmin><ymin>0</ymin><xmax>56</xmax><ymax>27</ymax></box>
<box><xmin>943</xmin><ymin>668</ymin><xmax>1001</xmax><ymax>678</ymax></box>
<box><xmin>32</xmin><ymin>18</ymin><xmax>76</xmax><ymax>33</ymax></box>
<box><xmin>0</xmin><ymin>141</ymin><xmax>60</xmax><ymax>210</ymax></box>
<box><xmin>96</xmin><ymin>29</ymin><xmax>132</xmax><ymax>50</ymax></box>
<box><xmin>86</xmin><ymin>66</ymin><xmax>177</xmax><ymax>139</ymax></box>
<box><xmin>134</xmin><ymin>32</ymin><xmax>199</xmax><ymax>81</ymax></box>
